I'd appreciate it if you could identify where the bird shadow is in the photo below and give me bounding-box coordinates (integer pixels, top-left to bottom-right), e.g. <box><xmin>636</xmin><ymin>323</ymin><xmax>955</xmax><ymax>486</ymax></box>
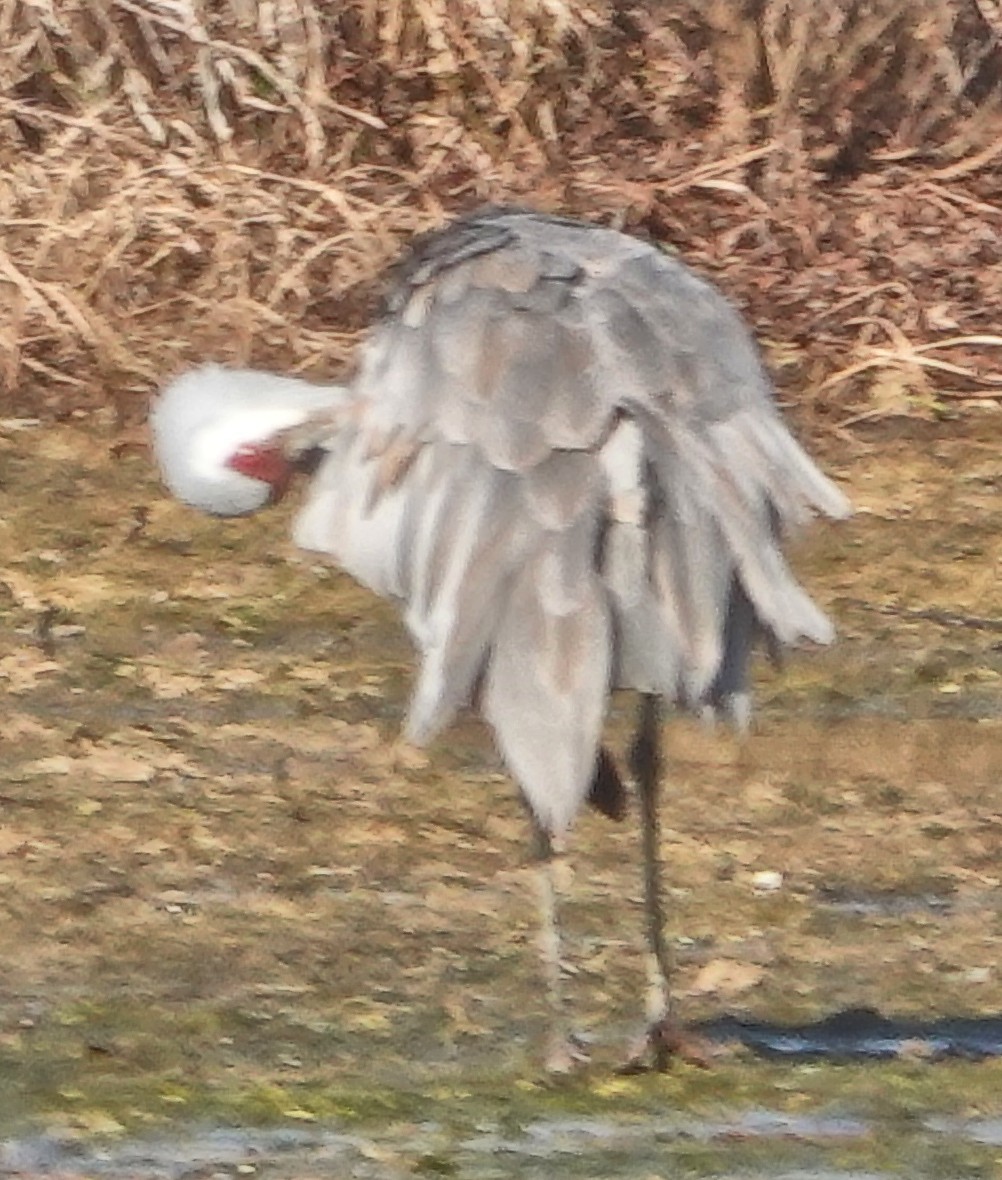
<box><xmin>695</xmin><ymin>1006</ymin><xmax>1002</xmax><ymax>1062</ymax></box>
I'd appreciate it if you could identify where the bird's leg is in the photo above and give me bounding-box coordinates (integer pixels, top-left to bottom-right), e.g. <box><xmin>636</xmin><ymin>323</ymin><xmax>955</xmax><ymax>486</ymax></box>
<box><xmin>531</xmin><ymin>824</ymin><xmax>587</xmax><ymax>1074</ymax></box>
<box><xmin>626</xmin><ymin>692</ymin><xmax>677</xmax><ymax>1072</ymax></box>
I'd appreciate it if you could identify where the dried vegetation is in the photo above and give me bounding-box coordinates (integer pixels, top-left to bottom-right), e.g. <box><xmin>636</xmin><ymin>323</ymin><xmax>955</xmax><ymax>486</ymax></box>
<box><xmin>2</xmin><ymin>0</ymin><xmax>1002</xmax><ymax>426</ymax></box>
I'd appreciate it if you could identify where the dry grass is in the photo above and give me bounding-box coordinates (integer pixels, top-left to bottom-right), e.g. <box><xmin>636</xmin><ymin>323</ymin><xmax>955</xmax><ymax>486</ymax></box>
<box><xmin>1</xmin><ymin>0</ymin><xmax>1002</xmax><ymax>425</ymax></box>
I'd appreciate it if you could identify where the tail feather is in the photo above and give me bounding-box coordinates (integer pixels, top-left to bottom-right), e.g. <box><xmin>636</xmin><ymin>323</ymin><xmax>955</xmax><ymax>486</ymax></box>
<box><xmin>587</xmin><ymin>746</ymin><xmax>628</xmax><ymax>821</ymax></box>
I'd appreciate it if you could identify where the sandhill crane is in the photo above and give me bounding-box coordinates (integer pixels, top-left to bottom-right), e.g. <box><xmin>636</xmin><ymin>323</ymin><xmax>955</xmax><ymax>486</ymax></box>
<box><xmin>151</xmin><ymin>206</ymin><xmax>850</xmax><ymax>1072</ymax></box>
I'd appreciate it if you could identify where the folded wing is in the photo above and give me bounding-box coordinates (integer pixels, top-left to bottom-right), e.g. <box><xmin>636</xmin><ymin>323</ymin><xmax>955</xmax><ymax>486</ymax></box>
<box><xmin>293</xmin><ymin>208</ymin><xmax>850</xmax><ymax>834</ymax></box>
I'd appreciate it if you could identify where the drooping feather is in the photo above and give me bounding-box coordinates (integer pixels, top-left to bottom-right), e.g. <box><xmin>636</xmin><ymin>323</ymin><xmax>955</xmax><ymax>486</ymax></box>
<box><xmin>153</xmin><ymin>208</ymin><xmax>850</xmax><ymax>839</ymax></box>
<box><xmin>296</xmin><ymin>210</ymin><xmax>848</xmax><ymax>836</ymax></box>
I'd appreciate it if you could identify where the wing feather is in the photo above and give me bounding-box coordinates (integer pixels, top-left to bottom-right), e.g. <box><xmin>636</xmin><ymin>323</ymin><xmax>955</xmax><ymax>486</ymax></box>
<box><xmin>292</xmin><ymin>207</ymin><xmax>848</xmax><ymax>834</ymax></box>
<box><xmin>522</xmin><ymin>451</ymin><xmax>600</xmax><ymax>529</ymax></box>
<box><xmin>404</xmin><ymin>460</ymin><xmax>531</xmax><ymax>742</ymax></box>
<box><xmin>483</xmin><ymin>521</ymin><xmax>611</xmax><ymax>836</ymax></box>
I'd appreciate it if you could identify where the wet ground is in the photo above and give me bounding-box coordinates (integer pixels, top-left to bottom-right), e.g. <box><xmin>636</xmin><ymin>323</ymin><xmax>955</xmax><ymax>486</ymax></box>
<box><xmin>1</xmin><ymin>412</ymin><xmax>1002</xmax><ymax>1176</ymax></box>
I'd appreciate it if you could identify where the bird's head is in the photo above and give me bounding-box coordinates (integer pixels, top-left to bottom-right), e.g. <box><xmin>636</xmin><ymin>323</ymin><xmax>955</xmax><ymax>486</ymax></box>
<box><xmin>150</xmin><ymin>364</ymin><xmax>348</xmax><ymax>518</ymax></box>
<box><xmin>225</xmin><ymin>438</ymin><xmax>295</xmax><ymax>505</ymax></box>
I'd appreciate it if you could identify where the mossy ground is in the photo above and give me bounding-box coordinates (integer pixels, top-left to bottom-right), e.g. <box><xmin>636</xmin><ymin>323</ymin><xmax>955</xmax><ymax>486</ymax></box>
<box><xmin>2</xmin><ymin>416</ymin><xmax>1002</xmax><ymax>1175</ymax></box>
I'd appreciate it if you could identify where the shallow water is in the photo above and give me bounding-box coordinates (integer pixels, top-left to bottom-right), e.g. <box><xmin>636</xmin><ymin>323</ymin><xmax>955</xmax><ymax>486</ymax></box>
<box><xmin>0</xmin><ymin>1112</ymin><xmax>996</xmax><ymax>1180</ymax></box>
<box><xmin>8</xmin><ymin>1103</ymin><xmax>1002</xmax><ymax>1180</ymax></box>
<box><xmin>1</xmin><ymin>418</ymin><xmax>1002</xmax><ymax>1175</ymax></box>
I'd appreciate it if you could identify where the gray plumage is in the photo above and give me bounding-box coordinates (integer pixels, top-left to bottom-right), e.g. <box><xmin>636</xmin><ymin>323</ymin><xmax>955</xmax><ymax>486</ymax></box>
<box><xmin>292</xmin><ymin>208</ymin><xmax>849</xmax><ymax>834</ymax></box>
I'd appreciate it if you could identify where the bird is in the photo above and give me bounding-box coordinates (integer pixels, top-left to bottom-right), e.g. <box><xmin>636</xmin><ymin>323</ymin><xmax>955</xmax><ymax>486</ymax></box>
<box><xmin>150</xmin><ymin>206</ymin><xmax>850</xmax><ymax>1073</ymax></box>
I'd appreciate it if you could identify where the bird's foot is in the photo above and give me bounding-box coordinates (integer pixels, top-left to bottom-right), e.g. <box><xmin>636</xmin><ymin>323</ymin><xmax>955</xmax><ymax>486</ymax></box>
<box><xmin>544</xmin><ymin>1031</ymin><xmax>590</xmax><ymax>1075</ymax></box>
<box><xmin>619</xmin><ymin>1018</ymin><xmax>716</xmax><ymax>1075</ymax></box>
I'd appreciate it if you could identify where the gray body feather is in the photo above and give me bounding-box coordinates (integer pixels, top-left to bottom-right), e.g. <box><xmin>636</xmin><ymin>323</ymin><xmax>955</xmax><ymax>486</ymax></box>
<box><xmin>292</xmin><ymin>208</ymin><xmax>850</xmax><ymax>835</ymax></box>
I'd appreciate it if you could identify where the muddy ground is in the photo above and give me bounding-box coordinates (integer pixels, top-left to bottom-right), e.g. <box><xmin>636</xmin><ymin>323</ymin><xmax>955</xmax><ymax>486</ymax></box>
<box><xmin>1</xmin><ymin>413</ymin><xmax>1002</xmax><ymax>1177</ymax></box>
